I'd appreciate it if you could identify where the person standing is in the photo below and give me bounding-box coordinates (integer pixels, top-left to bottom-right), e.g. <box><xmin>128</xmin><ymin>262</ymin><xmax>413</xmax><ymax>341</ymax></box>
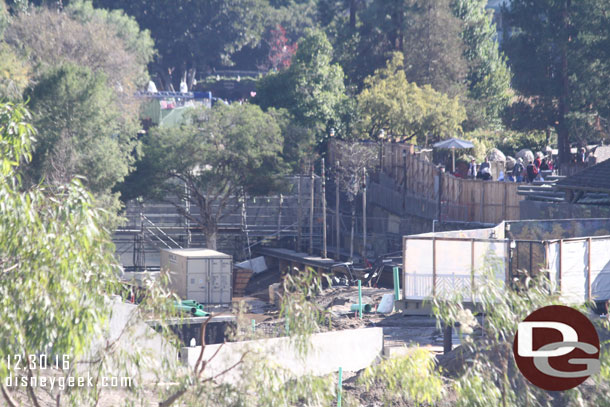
<box><xmin>467</xmin><ymin>158</ymin><xmax>477</xmax><ymax>178</ymax></box>
<box><xmin>513</xmin><ymin>158</ymin><xmax>525</xmax><ymax>182</ymax></box>
<box><xmin>526</xmin><ymin>160</ymin><xmax>538</xmax><ymax>183</ymax></box>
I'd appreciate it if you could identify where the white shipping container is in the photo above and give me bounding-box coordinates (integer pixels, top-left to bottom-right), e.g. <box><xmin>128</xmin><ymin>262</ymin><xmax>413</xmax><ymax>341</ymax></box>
<box><xmin>160</xmin><ymin>248</ymin><xmax>232</xmax><ymax>305</ymax></box>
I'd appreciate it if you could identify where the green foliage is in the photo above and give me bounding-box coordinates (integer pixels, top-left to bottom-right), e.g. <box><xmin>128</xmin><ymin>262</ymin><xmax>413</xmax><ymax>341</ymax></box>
<box><xmin>122</xmin><ymin>102</ymin><xmax>287</xmax><ymax>249</ymax></box>
<box><xmin>67</xmin><ymin>0</ymin><xmax>155</xmax><ymax>76</ymax></box>
<box><xmin>0</xmin><ymin>42</ymin><xmax>29</xmax><ymax>101</ymax></box>
<box><xmin>465</xmin><ymin>128</ymin><xmax>549</xmax><ymax>159</ymax></box>
<box><xmin>280</xmin><ymin>267</ymin><xmax>331</xmax><ymax>356</ymax></box>
<box><xmin>267</xmin><ymin>107</ymin><xmax>316</xmax><ymax>172</ymax></box>
<box><xmin>26</xmin><ymin>63</ymin><xmax>137</xmax><ymax>197</ymax></box>
<box><xmin>452</xmin><ymin>0</ymin><xmax>512</xmax><ymax>130</ymax></box>
<box><xmin>502</xmin><ymin>0</ymin><xmax>610</xmax><ymax>160</ymax></box>
<box><xmin>358</xmin><ymin>347</ymin><xmax>445</xmax><ymax>406</ymax></box>
<box><xmin>433</xmin><ymin>265</ymin><xmax>582</xmax><ymax>407</ymax></box>
<box><xmin>5</xmin><ymin>4</ymin><xmax>153</xmax><ymax>94</ymax></box>
<box><xmin>0</xmin><ymin>103</ymin><xmax>122</xmax><ymax>405</ymax></box>
<box><xmin>255</xmin><ymin>29</ymin><xmax>346</xmax><ymax>141</ymax></box>
<box><xmin>93</xmin><ymin>0</ymin><xmax>269</xmax><ymax>89</ymax></box>
<box><xmin>356</xmin><ymin>53</ymin><xmax>466</xmax><ymax>145</ymax></box>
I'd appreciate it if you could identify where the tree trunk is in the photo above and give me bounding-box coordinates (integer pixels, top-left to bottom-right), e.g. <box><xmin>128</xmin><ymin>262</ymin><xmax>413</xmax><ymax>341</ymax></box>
<box><xmin>205</xmin><ymin>228</ymin><xmax>218</xmax><ymax>250</ymax></box>
<box><xmin>349</xmin><ymin>0</ymin><xmax>357</xmax><ymax>29</ymax></box>
<box><xmin>350</xmin><ymin>201</ymin><xmax>355</xmax><ymax>260</ymax></box>
<box><xmin>557</xmin><ymin>0</ymin><xmax>572</xmax><ymax>169</ymax></box>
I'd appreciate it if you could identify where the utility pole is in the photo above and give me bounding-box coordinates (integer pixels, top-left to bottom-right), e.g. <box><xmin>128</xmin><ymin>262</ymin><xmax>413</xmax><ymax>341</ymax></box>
<box><xmin>321</xmin><ymin>158</ymin><xmax>327</xmax><ymax>258</ymax></box>
<box><xmin>362</xmin><ymin>167</ymin><xmax>367</xmax><ymax>261</ymax></box>
<box><xmin>309</xmin><ymin>164</ymin><xmax>314</xmax><ymax>255</ymax></box>
<box><xmin>296</xmin><ymin>176</ymin><xmax>302</xmax><ymax>252</ymax></box>
<box><xmin>277</xmin><ymin>194</ymin><xmax>283</xmax><ymax>241</ymax></box>
<box><xmin>335</xmin><ymin>161</ymin><xmax>340</xmax><ymax>260</ymax></box>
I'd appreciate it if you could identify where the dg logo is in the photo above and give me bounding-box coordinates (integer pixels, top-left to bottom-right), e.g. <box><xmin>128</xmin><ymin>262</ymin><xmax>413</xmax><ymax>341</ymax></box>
<box><xmin>513</xmin><ymin>305</ymin><xmax>601</xmax><ymax>391</ymax></box>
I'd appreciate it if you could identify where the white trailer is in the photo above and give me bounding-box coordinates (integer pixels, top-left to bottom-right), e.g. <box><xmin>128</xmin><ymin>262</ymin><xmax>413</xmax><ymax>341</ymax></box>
<box><xmin>160</xmin><ymin>248</ymin><xmax>232</xmax><ymax>305</ymax></box>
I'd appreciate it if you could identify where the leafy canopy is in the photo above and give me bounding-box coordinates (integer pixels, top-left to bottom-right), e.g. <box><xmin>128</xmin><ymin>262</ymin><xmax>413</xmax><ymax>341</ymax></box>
<box><xmin>255</xmin><ymin>29</ymin><xmax>346</xmax><ymax>140</ymax></box>
<box><xmin>26</xmin><ymin>63</ymin><xmax>138</xmax><ymax>199</ymax></box>
<box><xmin>356</xmin><ymin>53</ymin><xmax>466</xmax><ymax>145</ymax></box>
<box><xmin>0</xmin><ymin>102</ymin><xmax>120</xmax><ymax>403</ymax></box>
<box><xmin>121</xmin><ymin>102</ymin><xmax>287</xmax><ymax>249</ymax></box>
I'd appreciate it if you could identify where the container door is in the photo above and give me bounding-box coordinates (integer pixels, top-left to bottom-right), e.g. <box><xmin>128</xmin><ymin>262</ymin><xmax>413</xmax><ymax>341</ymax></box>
<box><xmin>210</xmin><ymin>258</ymin><xmax>232</xmax><ymax>303</ymax></box>
<box><xmin>187</xmin><ymin>259</ymin><xmax>209</xmax><ymax>303</ymax></box>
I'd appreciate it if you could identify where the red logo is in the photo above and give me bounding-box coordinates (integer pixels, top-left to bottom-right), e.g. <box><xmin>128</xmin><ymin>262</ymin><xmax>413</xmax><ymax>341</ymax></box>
<box><xmin>513</xmin><ymin>305</ymin><xmax>600</xmax><ymax>391</ymax></box>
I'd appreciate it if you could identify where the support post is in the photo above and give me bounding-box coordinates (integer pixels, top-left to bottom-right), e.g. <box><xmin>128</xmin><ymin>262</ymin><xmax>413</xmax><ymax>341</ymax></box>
<box><xmin>393</xmin><ymin>266</ymin><xmax>400</xmax><ymax>301</ymax></box>
<box><xmin>322</xmin><ymin>158</ymin><xmax>327</xmax><ymax>258</ymax></box>
<box><xmin>277</xmin><ymin>194</ymin><xmax>283</xmax><ymax>241</ymax></box>
<box><xmin>309</xmin><ymin>165</ymin><xmax>314</xmax><ymax>255</ymax></box>
<box><xmin>335</xmin><ymin>162</ymin><xmax>340</xmax><ymax>260</ymax></box>
<box><xmin>587</xmin><ymin>238</ymin><xmax>591</xmax><ymax>301</ymax></box>
<box><xmin>443</xmin><ymin>324</ymin><xmax>452</xmax><ymax>354</ymax></box>
<box><xmin>432</xmin><ymin>238</ymin><xmax>437</xmax><ymax>297</ymax></box>
<box><xmin>362</xmin><ymin>167</ymin><xmax>367</xmax><ymax>260</ymax></box>
<box><xmin>358</xmin><ymin>279</ymin><xmax>363</xmax><ymax>319</ymax></box>
<box><xmin>297</xmin><ymin>176</ymin><xmax>302</xmax><ymax>252</ymax></box>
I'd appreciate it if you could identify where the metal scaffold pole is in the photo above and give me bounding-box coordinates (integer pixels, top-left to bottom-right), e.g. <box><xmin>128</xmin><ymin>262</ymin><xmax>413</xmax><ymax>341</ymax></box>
<box><xmin>322</xmin><ymin>158</ymin><xmax>327</xmax><ymax>258</ymax></box>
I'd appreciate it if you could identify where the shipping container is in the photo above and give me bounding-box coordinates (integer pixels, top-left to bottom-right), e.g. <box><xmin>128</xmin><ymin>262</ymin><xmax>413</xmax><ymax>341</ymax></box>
<box><xmin>160</xmin><ymin>248</ymin><xmax>232</xmax><ymax>305</ymax></box>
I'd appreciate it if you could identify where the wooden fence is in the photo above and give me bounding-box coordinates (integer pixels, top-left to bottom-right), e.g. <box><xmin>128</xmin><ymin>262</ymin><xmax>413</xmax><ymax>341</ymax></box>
<box><xmin>329</xmin><ymin>140</ymin><xmax>523</xmax><ymax>224</ymax></box>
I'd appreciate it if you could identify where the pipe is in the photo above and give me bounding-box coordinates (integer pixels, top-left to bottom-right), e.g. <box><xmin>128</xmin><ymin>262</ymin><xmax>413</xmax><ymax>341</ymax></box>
<box><xmin>358</xmin><ymin>280</ymin><xmax>362</xmax><ymax>318</ymax></box>
<box><xmin>393</xmin><ymin>266</ymin><xmax>400</xmax><ymax>301</ymax></box>
<box><xmin>350</xmin><ymin>303</ymin><xmax>372</xmax><ymax>313</ymax></box>
<box><xmin>337</xmin><ymin>366</ymin><xmax>343</xmax><ymax>407</ymax></box>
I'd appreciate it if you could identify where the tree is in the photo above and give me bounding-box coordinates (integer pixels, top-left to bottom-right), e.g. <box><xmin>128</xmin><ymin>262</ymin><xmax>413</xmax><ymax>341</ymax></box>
<box><xmin>262</xmin><ymin>25</ymin><xmax>298</xmax><ymax>71</ymax></box>
<box><xmin>356</xmin><ymin>53</ymin><xmax>466</xmax><ymax>146</ymax></box>
<box><xmin>0</xmin><ymin>102</ymin><xmax>122</xmax><ymax>407</ymax></box>
<box><xmin>93</xmin><ymin>0</ymin><xmax>269</xmax><ymax>90</ymax></box>
<box><xmin>451</xmin><ymin>0</ymin><xmax>512</xmax><ymax>130</ymax></box>
<box><xmin>4</xmin><ymin>2</ymin><xmax>154</xmax><ymax>101</ymax></box>
<box><xmin>121</xmin><ymin>103</ymin><xmax>287</xmax><ymax>250</ymax></box>
<box><xmin>25</xmin><ymin>63</ymin><xmax>138</xmax><ymax>208</ymax></box>
<box><xmin>0</xmin><ymin>43</ymin><xmax>29</xmax><ymax>101</ymax></box>
<box><xmin>401</xmin><ymin>0</ymin><xmax>468</xmax><ymax>97</ymax></box>
<box><xmin>255</xmin><ymin>29</ymin><xmax>346</xmax><ymax>140</ymax></box>
<box><xmin>332</xmin><ymin>141</ymin><xmax>376</xmax><ymax>259</ymax></box>
<box><xmin>500</xmin><ymin>0</ymin><xmax>610</xmax><ymax>166</ymax></box>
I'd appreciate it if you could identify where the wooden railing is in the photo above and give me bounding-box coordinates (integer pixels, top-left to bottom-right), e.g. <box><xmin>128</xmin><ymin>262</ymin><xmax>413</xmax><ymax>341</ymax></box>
<box><xmin>328</xmin><ymin>140</ymin><xmax>523</xmax><ymax>223</ymax></box>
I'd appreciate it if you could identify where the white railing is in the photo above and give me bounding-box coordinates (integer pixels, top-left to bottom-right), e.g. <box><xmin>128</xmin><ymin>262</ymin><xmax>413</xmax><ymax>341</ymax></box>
<box><xmin>404</xmin><ymin>273</ymin><xmax>476</xmax><ymax>301</ymax></box>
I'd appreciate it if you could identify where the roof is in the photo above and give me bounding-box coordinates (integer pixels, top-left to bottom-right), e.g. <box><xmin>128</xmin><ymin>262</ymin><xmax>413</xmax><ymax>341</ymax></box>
<box><xmin>556</xmin><ymin>159</ymin><xmax>610</xmax><ymax>192</ymax></box>
<box><xmin>432</xmin><ymin>138</ymin><xmax>474</xmax><ymax>149</ymax></box>
<box><xmin>162</xmin><ymin>248</ymin><xmax>232</xmax><ymax>259</ymax></box>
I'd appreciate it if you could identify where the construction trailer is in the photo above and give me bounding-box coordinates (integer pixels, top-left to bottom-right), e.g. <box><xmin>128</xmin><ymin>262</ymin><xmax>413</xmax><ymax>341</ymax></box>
<box><xmin>161</xmin><ymin>248</ymin><xmax>232</xmax><ymax>305</ymax></box>
<box><xmin>401</xmin><ymin>218</ymin><xmax>610</xmax><ymax>311</ymax></box>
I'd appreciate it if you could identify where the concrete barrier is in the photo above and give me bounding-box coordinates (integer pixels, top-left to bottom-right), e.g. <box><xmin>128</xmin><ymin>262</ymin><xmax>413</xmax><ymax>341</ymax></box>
<box><xmin>181</xmin><ymin>327</ymin><xmax>383</xmax><ymax>383</ymax></box>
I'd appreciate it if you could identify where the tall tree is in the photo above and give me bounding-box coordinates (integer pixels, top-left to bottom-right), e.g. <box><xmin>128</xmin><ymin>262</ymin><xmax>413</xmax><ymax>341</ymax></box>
<box><xmin>451</xmin><ymin>0</ymin><xmax>512</xmax><ymax>130</ymax></box>
<box><xmin>5</xmin><ymin>2</ymin><xmax>153</xmax><ymax>100</ymax></box>
<box><xmin>121</xmin><ymin>103</ymin><xmax>287</xmax><ymax>250</ymax></box>
<box><xmin>26</xmin><ymin>64</ymin><xmax>138</xmax><ymax>202</ymax></box>
<box><xmin>0</xmin><ymin>102</ymin><xmax>121</xmax><ymax>407</ymax></box>
<box><xmin>93</xmin><ymin>0</ymin><xmax>269</xmax><ymax>90</ymax></box>
<box><xmin>502</xmin><ymin>0</ymin><xmax>574</xmax><ymax>165</ymax></box>
<box><xmin>255</xmin><ymin>29</ymin><xmax>346</xmax><ymax>140</ymax></box>
<box><xmin>356</xmin><ymin>53</ymin><xmax>466</xmax><ymax>146</ymax></box>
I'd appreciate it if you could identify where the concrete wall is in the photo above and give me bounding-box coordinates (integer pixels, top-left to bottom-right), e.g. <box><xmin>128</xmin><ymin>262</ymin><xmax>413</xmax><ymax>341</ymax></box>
<box><xmin>520</xmin><ymin>200</ymin><xmax>610</xmax><ymax>223</ymax></box>
<box><xmin>507</xmin><ymin>218</ymin><xmax>610</xmax><ymax>240</ymax></box>
<box><xmin>180</xmin><ymin>328</ymin><xmax>383</xmax><ymax>384</ymax></box>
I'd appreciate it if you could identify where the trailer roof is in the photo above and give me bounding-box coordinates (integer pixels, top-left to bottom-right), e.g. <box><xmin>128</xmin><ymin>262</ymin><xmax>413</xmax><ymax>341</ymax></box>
<box><xmin>162</xmin><ymin>248</ymin><xmax>232</xmax><ymax>258</ymax></box>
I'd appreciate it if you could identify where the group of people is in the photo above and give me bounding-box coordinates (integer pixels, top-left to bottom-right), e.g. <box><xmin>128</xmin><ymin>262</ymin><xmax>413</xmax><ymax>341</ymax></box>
<box><xmin>464</xmin><ymin>152</ymin><xmax>554</xmax><ymax>183</ymax></box>
<box><xmin>511</xmin><ymin>153</ymin><xmax>554</xmax><ymax>183</ymax></box>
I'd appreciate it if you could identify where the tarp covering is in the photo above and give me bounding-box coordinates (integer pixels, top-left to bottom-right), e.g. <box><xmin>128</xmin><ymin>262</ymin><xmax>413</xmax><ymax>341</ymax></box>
<box><xmin>403</xmin><ymin>238</ymin><xmax>507</xmax><ymax>301</ymax></box>
<box><xmin>548</xmin><ymin>237</ymin><xmax>610</xmax><ymax>303</ymax></box>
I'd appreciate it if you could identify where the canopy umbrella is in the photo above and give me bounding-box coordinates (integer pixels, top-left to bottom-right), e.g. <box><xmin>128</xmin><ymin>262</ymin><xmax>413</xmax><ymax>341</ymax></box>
<box><xmin>433</xmin><ymin>138</ymin><xmax>475</xmax><ymax>173</ymax></box>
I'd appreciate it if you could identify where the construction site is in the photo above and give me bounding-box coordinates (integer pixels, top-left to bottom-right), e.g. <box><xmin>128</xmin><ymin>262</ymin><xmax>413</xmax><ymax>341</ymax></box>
<box><xmin>108</xmin><ymin>139</ymin><xmax>610</xmax><ymax>406</ymax></box>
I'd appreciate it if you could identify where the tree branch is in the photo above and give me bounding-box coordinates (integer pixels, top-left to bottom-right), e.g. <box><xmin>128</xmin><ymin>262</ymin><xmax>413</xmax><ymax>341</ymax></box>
<box><xmin>0</xmin><ymin>383</ymin><xmax>18</xmax><ymax>407</ymax></box>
